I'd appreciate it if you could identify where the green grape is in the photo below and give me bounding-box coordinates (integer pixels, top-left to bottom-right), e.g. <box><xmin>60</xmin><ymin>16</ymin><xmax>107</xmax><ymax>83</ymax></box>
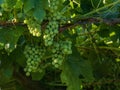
<box><xmin>43</xmin><ymin>21</ymin><xmax>59</xmax><ymax>46</ymax></box>
<box><xmin>60</xmin><ymin>40</ymin><xmax>72</xmax><ymax>54</ymax></box>
<box><xmin>51</xmin><ymin>40</ymin><xmax>72</xmax><ymax>68</ymax></box>
<box><xmin>24</xmin><ymin>18</ymin><xmax>41</xmax><ymax>37</ymax></box>
<box><xmin>49</xmin><ymin>0</ymin><xmax>59</xmax><ymax>12</ymax></box>
<box><xmin>0</xmin><ymin>43</ymin><xmax>4</xmax><ymax>50</ymax></box>
<box><xmin>43</xmin><ymin>0</ymin><xmax>67</xmax><ymax>46</ymax></box>
<box><xmin>52</xmin><ymin>53</ymin><xmax>64</xmax><ymax>68</ymax></box>
<box><xmin>26</xmin><ymin>72</ymin><xmax>30</xmax><ymax>76</ymax></box>
<box><xmin>23</xmin><ymin>44</ymin><xmax>45</xmax><ymax>76</ymax></box>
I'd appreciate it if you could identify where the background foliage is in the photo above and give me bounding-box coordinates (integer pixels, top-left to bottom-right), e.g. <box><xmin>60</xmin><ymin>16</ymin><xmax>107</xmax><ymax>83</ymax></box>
<box><xmin>0</xmin><ymin>0</ymin><xmax>120</xmax><ymax>90</ymax></box>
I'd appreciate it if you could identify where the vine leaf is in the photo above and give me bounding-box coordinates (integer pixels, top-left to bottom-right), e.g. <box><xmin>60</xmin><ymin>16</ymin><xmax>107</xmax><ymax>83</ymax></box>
<box><xmin>0</xmin><ymin>0</ymin><xmax>17</xmax><ymax>11</ymax></box>
<box><xmin>0</xmin><ymin>56</ymin><xmax>14</xmax><ymax>84</ymax></box>
<box><xmin>0</xmin><ymin>67</ymin><xmax>14</xmax><ymax>84</ymax></box>
<box><xmin>33</xmin><ymin>8</ymin><xmax>45</xmax><ymax>22</ymax></box>
<box><xmin>33</xmin><ymin>0</ymin><xmax>46</xmax><ymax>22</ymax></box>
<box><xmin>23</xmin><ymin>0</ymin><xmax>35</xmax><ymax>13</ymax></box>
<box><xmin>0</xmin><ymin>26</ymin><xmax>24</xmax><ymax>52</ymax></box>
<box><xmin>61</xmin><ymin>50</ymin><xmax>94</xmax><ymax>90</ymax></box>
<box><xmin>31</xmin><ymin>70</ymin><xmax>45</xmax><ymax>81</ymax></box>
<box><xmin>0</xmin><ymin>0</ymin><xmax>4</xmax><ymax>4</ymax></box>
<box><xmin>9</xmin><ymin>47</ymin><xmax>26</xmax><ymax>67</ymax></box>
<box><xmin>61</xmin><ymin>59</ymin><xmax>82</xmax><ymax>90</ymax></box>
<box><xmin>14</xmin><ymin>0</ymin><xmax>23</xmax><ymax>9</ymax></box>
<box><xmin>2</xmin><ymin>66</ymin><xmax>13</xmax><ymax>79</ymax></box>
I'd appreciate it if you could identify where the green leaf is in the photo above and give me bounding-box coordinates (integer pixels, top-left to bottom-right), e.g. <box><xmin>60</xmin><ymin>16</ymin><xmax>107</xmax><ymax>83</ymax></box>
<box><xmin>0</xmin><ymin>0</ymin><xmax>4</xmax><ymax>4</ymax></box>
<box><xmin>31</xmin><ymin>71</ymin><xmax>45</xmax><ymax>81</ymax></box>
<box><xmin>80</xmin><ymin>0</ymin><xmax>93</xmax><ymax>13</ymax></box>
<box><xmin>14</xmin><ymin>0</ymin><xmax>23</xmax><ymax>9</ymax></box>
<box><xmin>77</xmin><ymin>59</ymin><xmax>94</xmax><ymax>82</ymax></box>
<box><xmin>0</xmin><ymin>65</ymin><xmax>14</xmax><ymax>84</ymax></box>
<box><xmin>9</xmin><ymin>47</ymin><xmax>26</xmax><ymax>67</ymax></box>
<box><xmin>3</xmin><ymin>66</ymin><xmax>13</xmax><ymax>79</ymax></box>
<box><xmin>23</xmin><ymin>0</ymin><xmax>35</xmax><ymax>13</ymax></box>
<box><xmin>0</xmin><ymin>26</ymin><xmax>24</xmax><ymax>52</ymax></box>
<box><xmin>33</xmin><ymin>8</ymin><xmax>46</xmax><ymax>22</ymax></box>
<box><xmin>33</xmin><ymin>0</ymin><xmax>46</xmax><ymax>22</ymax></box>
<box><xmin>61</xmin><ymin>60</ymin><xmax>82</xmax><ymax>90</ymax></box>
<box><xmin>72</xmin><ymin>48</ymin><xmax>94</xmax><ymax>82</ymax></box>
<box><xmin>4</xmin><ymin>0</ymin><xmax>17</xmax><ymax>8</ymax></box>
<box><xmin>61</xmin><ymin>49</ymin><xmax>94</xmax><ymax>90</ymax></box>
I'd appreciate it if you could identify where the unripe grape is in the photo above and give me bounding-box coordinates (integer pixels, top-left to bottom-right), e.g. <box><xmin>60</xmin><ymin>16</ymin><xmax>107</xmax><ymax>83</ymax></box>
<box><xmin>23</xmin><ymin>44</ymin><xmax>46</xmax><ymax>76</ymax></box>
<box><xmin>24</xmin><ymin>18</ymin><xmax>41</xmax><ymax>37</ymax></box>
<box><xmin>26</xmin><ymin>72</ymin><xmax>30</xmax><ymax>76</ymax></box>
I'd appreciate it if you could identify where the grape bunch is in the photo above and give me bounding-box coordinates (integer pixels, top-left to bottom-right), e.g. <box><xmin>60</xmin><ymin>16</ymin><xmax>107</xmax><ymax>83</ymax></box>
<box><xmin>24</xmin><ymin>18</ymin><xmax>41</xmax><ymax>37</ymax></box>
<box><xmin>51</xmin><ymin>42</ymin><xmax>64</xmax><ymax>68</ymax></box>
<box><xmin>23</xmin><ymin>44</ymin><xmax>45</xmax><ymax>76</ymax></box>
<box><xmin>49</xmin><ymin>0</ymin><xmax>59</xmax><ymax>12</ymax></box>
<box><xmin>51</xmin><ymin>40</ymin><xmax>72</xmax><ymax>68</ymax></box>
<box><xmin>43</xmin><ymin>0</ymin><xmax>66</xmax><ymax>46</ymax></box>
<box><xmin>61</xmin><ymin>41</ymin><xmax>72</xmax><ymax>54</ymax></box>
<box><xmin>43</xmin><ymin>21</ymin><xmax>59</xmax><ymax>46</ymax></box>
<box><xmin>48</xmin><ymin>0</ymin><xmax>68</xmax><ymax>24</ymax></box>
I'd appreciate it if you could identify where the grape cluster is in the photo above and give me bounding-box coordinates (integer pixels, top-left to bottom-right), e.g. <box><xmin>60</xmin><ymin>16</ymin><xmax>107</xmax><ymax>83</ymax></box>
<box><xmin>48</xmin><ymin>0</ymin><xmax>61</xmax><ymax>19</ymax></box>
<box><xmin>43</xmin><ymin>0</ymin><xmax>65</xmax><ymax>46</ymax></box>
<box><xmin>48</xmin><ymin>12</ymin><xmax>62</xmax><ymax>21</ymax></box>
<box><xmin>48</xmin><ymin>0</ymin><xmax>68</xmax><ymax>24</ymax></box>
<box><xmin>61</xmin><ymin>40</ymin><xmax>72</xmax><ymax>55</ymax></box>
<box><xmin>24</xmin><ymin>44</ymin><xmax>45</xmax><ymax>76</ymax></box>
<box><xmin>49</xmin><ymin>0</ymin><xmax>59</xmax><ymax>12</ymax></box>
<box><xmin>24</xmin><ymin>19</ymin><xmax>41</xmax><ymax>37</ymax></box>
<box><xmin>43</xmin><ymin>21</ymin><xmax>59</xmax><ymax>46</ymax></box>
<box><xmin>51</xmin><ymin>40</ymin><xmax>72</xmax><ymax>68</ymax></box>
<box><xmin>52</xmin><ymin>42</ymin><xmax>64</xmax><ymax>68</ymax></box>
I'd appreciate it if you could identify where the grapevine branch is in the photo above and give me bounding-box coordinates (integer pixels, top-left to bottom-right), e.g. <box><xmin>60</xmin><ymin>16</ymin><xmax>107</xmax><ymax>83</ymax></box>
<box><xmin>0</xmin><ymin>18</ymin><xmax>120</xmax><ymax>31</ymax></box>
<box><xmin>77</xmin><ymin>46</ymin><xmax>120</xmax><ymax>51</ymax></box>
<box><xmin>60</xmin><ymin>18</ymin><xmax>120</xmax><ymax>31</ymax></box>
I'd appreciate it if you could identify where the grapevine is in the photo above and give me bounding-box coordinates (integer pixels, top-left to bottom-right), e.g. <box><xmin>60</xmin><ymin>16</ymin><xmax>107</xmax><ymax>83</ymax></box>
<box><xmin>0</xmin><ymin>0</ymin><xmax>120</xmax><ymax>90</ymax></box>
